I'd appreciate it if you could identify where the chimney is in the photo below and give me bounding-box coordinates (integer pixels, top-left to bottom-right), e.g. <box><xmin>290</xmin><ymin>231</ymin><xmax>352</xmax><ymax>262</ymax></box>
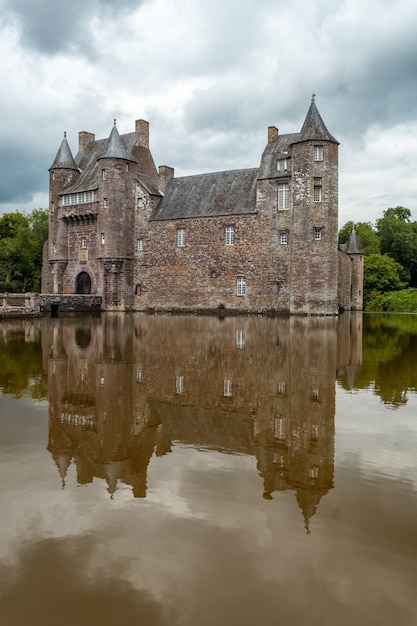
<box><xmin>268</xmin><ymin>126</ymin><xmax>279</xmax><ymax>143</ymax></box>
<box><xmin>158</xmin><ymin>165</ymin><xmax>175</xmax><ymax>192</ymax></box>
<box><xmin>78</xmin><ymin>131</ymin><xmax>95</xmax><ymax>154</ymax></box>
<box><xmin>135</xmin><ymin>119</ymin><xmax>149</xmax><ymax>149</ymax></box>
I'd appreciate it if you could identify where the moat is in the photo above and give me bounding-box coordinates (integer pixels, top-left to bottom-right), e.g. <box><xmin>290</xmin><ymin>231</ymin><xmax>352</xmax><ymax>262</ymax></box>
<box><xmin>0</xmin><ymin>313</ymin><xmax>416</xmax><ymax>626</ymax></box>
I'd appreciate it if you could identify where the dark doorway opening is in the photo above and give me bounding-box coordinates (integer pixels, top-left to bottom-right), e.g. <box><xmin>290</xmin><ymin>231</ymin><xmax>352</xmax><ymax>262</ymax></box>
<box><xmin>51</xmin><ymin>304</ymin><xmax>59</xmax><ymax>318</ymax></box>
<box><xmin>76</xmin><ymin>272</ymin><xmax>91</xmax><ymax>294</ymax></box>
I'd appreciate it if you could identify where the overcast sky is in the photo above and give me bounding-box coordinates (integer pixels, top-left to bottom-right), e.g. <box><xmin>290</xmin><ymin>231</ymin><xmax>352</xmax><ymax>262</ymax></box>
<box><xmin>1</xmin><ymin>0</ymin><xmax>416</xmax><ymax>225</ymax></box>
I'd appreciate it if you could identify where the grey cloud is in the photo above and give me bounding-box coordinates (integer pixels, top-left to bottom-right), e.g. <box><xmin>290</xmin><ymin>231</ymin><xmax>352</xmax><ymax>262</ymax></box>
<box><xmin>3</xmin><ymin>0</ymin><xmax>144</xmax><ymax>56</ymax></box>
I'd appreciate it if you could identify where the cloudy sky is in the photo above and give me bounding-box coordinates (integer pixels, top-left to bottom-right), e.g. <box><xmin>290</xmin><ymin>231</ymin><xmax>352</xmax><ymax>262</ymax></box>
<box><xmin>1</xmin><ymin>0</ymin><xmax>416</xmax><ymax>225</ymax></box>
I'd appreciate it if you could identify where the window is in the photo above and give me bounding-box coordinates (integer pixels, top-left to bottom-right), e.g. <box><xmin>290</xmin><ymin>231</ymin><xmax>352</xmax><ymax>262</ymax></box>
<box><xmin>62</xmin><ymin>191</ymin><xmax>94</xmax><ymax>206</ymax></box>
<box><xmin>274</xmin><ymin>417</ymin><xmax>286</xmax><ymax>440</ymax></box>
<box><xmin>236</xmin><ymin>276</ymin><xmax>246</xmax><ymax>296</ymax></box>
<box><xmin>277</xmin><ymin>158</ymin><xmax>287</xmax><ymax>171</ymax></box>
<box><xmin>51</xmin><ymin>201</ymin><xmax>54</xmax><ymax>213</ymax></box>
<box><xmin>314</xmin><ymin>145</ymin><xmax>323</xmax><ymax>161</ymax></box>
<box><xmin>313</xmin><ymin>177</ymin><xmax>322</xmax><ymax>202</ymax></box>
<box><xmin>101</xmin><ymin>233</ymin><xmax>105</xmax><ymax>244</ymax></box>
<box><xmin>177</xmin><ymin>228</ymin><xmax>186</xmax><ymax>247</ymax></box>
<box><xmin>225</xmin><ymin>225</ymin><xmax>235</xmax><ymax>246</ymax></box>
<box><xmin>280</xmin><ymin>232</ymin><xmax>288</xmax><ymax>245</ymax></box>
<box><xmin>176</xmin><ymin>376</ymin><xmax>184</xmax><ymax>394</ymax></box>
<box><xmin>135</xmin><ymin>284</ymin><xmax>141</xmax><ymax>295</ymax></box>
<box><xmin>223</xmin><ymin>379</ymin><xmax>232</xmax><ymax>397</ymax></box>
<box><xmin>103</xmin><ymin>197</ymin><xmax>109</xmax><ymax>208</ymax></box>
<box><xmin>52</xmin><ymin>242</ymin><xmax>56</xmax><ymax>253</ymax></box>
<box><xmin>137</xmin><ymin>238</ymin><xmax>144</xmax><ymax>251</ymax></box>
<box><xmin>126</xmin><ymin>163</ymin><xmax>129</xmax><ymax>172</ymax></box>
<box><xmin>314</xmin><ymin>228</ymin><xmax>322</xmax><ymax>241</ymax></box>
<box><xmin>81</xmin><ymin>237</ymin><xmax>87</xmax><ymax>249</ymax></box>
<box><xmin>235</xmin><ymin>329</ymin><xmax>246</xmax><ymax>349</ymax></box>
<box><xmin>102</xmin><ymin>169</ymin><xmax>106</xmax><ymax>180</ymax></box>
<box><xmin>277</xmin><ymin>183</ymin><xmax>290</xmax><ymax>210</ymax></box>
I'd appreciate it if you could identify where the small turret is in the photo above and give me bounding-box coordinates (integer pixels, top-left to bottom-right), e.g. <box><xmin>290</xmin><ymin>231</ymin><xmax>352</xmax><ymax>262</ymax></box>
<box><xmin>49</xmin><ymin>133</ymin><xmax>79</xmax><ymax>171</ymax></box>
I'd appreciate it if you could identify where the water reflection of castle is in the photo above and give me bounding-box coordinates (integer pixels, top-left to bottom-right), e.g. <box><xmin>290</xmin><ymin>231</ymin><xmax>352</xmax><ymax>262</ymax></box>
<box><xmin>45</xmin><ymin>313</ymin><xmax>362</xmax><ymax>531</ymax></box>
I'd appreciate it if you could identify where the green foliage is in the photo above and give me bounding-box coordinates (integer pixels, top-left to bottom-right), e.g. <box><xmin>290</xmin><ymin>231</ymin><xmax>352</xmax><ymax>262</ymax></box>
<box><xmin>0</xmin><ymin>328</ymin><xmax>47</xmax><ymax>400</ymax></box>
<box><xmin>363</xmin><ymin>254</ymin><xmax>406</xmax><ymax>305</ymax></box>
<box><xmin>338</xmin><ymin>220</ymin><xmax>380</xmax><ymax>255</ymax></box>
<box><xmin>0</xmin><ymin>208</ymin><xmax>48</xmax><ymax>292</ymax></box>
<box><xmin>376</xmin><ymin>206</ymin><xmax>417</xmax><ymax>286</ymax></box>
<box><xmin>366</xmin><ymin>288</ymin><xmax>417</xmax><ymax>312</ymax></box>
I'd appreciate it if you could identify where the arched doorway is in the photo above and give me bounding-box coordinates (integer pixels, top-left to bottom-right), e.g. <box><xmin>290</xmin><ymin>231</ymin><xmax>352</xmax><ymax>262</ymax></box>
<box><xmin>76</xmin><ymin>272</ymin><xmax>91</xmax><ymax>294</ymax></box>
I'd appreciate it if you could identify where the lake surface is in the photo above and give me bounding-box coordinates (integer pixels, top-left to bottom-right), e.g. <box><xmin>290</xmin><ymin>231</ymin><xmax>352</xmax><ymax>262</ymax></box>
<box><xmin>0</xmin><ymin>312</ymin><xmax>416</xmax><ymax>626</ymax></box>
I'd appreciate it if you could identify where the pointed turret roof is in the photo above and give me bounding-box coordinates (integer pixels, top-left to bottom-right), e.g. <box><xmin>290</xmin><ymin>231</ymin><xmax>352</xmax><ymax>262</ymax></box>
<box><xmin>297</xmin><ymin>95</ymin><xmax>339</xmax><ymax>144</ymax></box>
<box><xmin>99</xmin><ymin>119</ymin><xmax>135</xmax><ymax>162</ymax></box>
<box><xmin>49</xmin><ymin>133</ymin><xmax>78</xmax><ymax>171</ymax></box>
<box><xmin>346</xmin><ymin>228</ymin><xmax>365</xmax><ymax>254</ymax></box>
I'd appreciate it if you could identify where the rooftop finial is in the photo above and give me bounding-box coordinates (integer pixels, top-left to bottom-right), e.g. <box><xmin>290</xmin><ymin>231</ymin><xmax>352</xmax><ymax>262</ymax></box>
<box><xmin>64</xmin><ymin>131</ymin><xmax>67</xmax><ymax>138</ymax></box>
<box><xmin>113</xmin><ymin>118</ymin><xmax>117</xmax><ymax>126</ymax></box>
<box><xmin>311</xmin><ymin>93</ymin><xmax>316</xmax><ymax>102</ymax></box>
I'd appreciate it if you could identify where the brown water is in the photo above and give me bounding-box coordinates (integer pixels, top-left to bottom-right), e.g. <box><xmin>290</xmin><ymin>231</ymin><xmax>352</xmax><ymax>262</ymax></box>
<box><xmin>0</xmin><ymin>312</ymin><xmax>416</xmax><ymax>626</ymax></box>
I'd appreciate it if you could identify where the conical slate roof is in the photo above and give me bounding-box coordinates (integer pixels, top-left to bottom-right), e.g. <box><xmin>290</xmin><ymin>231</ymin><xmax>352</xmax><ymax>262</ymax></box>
<box><xmin>346</xmin><ymin>228</ymin><xmax>365</xmax><ymax>254</ymax></box>
<box><xmin>99</xmin><ymin>120</ymin><xmax>135</xmax><ymax>162</ymax></box>
<box><xmin>49</xmin><ymin>133</ymin><xmax>78</xmax><ymax>171</ymax></box>
<box><xmin>297</xmin><ymin>96</ymin><xmax>339</xmax><ymax>144</ymax></box>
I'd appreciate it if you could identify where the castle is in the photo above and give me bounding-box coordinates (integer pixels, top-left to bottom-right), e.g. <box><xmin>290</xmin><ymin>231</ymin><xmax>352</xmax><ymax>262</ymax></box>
<box><xmin>42</xmin><ymin>97</ymin><xmax>363</xmax><ymax>314</ymax></box>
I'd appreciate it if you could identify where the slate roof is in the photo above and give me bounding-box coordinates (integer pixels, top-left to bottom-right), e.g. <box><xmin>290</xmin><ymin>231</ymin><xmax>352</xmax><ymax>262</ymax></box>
<box><xmin>151</xmin><ymin>168</ymin><xmax>258</xmax><ymax>221</ymax></box>
<box><xmin>49</xmin><ymin>134</ymin><xmax>78</xmax><ymax>171</ymax></box>
<box><xmin>346</xmin><ymin>229</ymin><xmax>365</xmax><ymax>254</ymax></box>
<box><xmin>296</xmin><ymin>99</ymin><xmax>339</xmax><ymax>145</ymax></box>
<box><xmin>99</xmin><ymin>122</ymin><xmax>136</xmax><ymax>162</ymax></box>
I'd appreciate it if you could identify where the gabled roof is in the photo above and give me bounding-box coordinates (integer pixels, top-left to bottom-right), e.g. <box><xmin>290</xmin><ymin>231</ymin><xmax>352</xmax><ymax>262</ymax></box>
<box><xmin>49</xmin><ymin>134</ymin><xmax>78</xmax><ymax>171</ymax></box>
<box><xmin>151</xmin><ymin>168</ymin><xmax>258</xmax><ymax>221</ymax></box>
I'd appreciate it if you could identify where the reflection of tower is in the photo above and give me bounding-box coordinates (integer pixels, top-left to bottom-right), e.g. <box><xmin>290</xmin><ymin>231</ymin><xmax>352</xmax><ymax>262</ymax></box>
<box><xmin>337</xmin><ymin>311</ymin><xmax>363</xmax><ymax>388</ymax></box>
<box><xmin>46</xmin><ymin>314</ymin><xmax>158</xmax><ymax>498</ymax></box>
<box><xmin>254</xmin><ymin>317</ymin><xmax>336</xmax><ymax>532</ymax></box>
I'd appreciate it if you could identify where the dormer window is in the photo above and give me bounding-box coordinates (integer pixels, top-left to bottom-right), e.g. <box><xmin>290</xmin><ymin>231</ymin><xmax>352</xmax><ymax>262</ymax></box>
<box><xmin>314</xmin><ymin>145</ymin><xmax>323</xmax><ymax>161</ymax></box>
<box><xmin>277</xmin><ymin>158</ymin><xmax>287</xmax><ymax>171</ymax></box>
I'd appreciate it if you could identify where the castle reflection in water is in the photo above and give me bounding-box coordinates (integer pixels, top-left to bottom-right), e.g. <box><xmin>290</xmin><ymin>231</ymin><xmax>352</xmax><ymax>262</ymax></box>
<box><xmin>45</xmin><ymin>313</ymin><xmax>362</xmax><ymax>531</ymax></box>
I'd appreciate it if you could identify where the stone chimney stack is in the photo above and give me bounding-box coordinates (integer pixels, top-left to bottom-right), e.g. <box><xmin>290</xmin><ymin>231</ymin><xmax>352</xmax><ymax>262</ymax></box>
<box><xmin>268</xmin><ymin>126</ymin><xmax>279</xmax><ymax>143</ymax></box>
<box><xmin>78</xmin><ymin>131</ymin><xmax>95</xmax><ymax>154</ymax></box>
<box><xmin>158</xmin><ymin>165</ymin><xmax>175</xmax><ymax>192</ymax></box>
<box><xmin>135</xmin><ymin>119</ymin><xmax>149</xmax><ymax>148</ymax></box>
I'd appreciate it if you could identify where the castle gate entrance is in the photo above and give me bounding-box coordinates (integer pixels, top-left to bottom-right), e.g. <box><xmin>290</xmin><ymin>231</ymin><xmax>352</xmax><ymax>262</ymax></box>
<box><xmin>76</xmin><ymin>272</ymin><xmax>91</xmax><ymax>294</ymax></box>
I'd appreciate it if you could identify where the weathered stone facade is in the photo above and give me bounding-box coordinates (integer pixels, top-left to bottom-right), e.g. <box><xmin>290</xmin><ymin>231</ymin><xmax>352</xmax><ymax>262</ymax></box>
<box><xmin>42</xmin><ymin>98</ymin><xmax>363</xmax><ymax>314</ymax></box>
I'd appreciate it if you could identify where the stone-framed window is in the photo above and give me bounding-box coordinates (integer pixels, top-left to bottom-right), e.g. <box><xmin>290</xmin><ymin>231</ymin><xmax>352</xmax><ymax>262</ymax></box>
<box><xmin>277</xmin><ymin>183</ymin><xmax>290</xmax><ymax>211</ymax></box>
<box><xmin>101</xmin><ymin>233</ymin><xmax>105</xmax><ymax>244</ymax></box>
<box><xmin>274</xmin><ymin>416</ymin><xmax>286</xmax><ymax>440</ymax></box>
<box><xmin>225</xmin><ymin>225</ymin><xmax>235</xmax><ymax>246</ymax></box>
<box><xmin>137</xmin><ymin>238</ymin><xmax>144</xmax><ymax>251</ymax></box>
<box><xmin>135</xmin><ymin>284</ymin><xmax>142</xmax><ymax>295</ymax></box>
<box><xmin>103</xmin><ymin>197</ymin><xmax>109</xmax><ymax>208</ymax></box>
<box><xmin>313</xmin><ymin>177</ymin><xmax>322</xmax><ymax>202</ymax></box>
<box><xmin>80</xmin><ymin>236</ymin><xmax>87</xmax><ymax>249</ymax></box>
<box><xmin>314</xmin><ymin>145</ymin><xmax>323</xmax><ymax>161</ymax></box>
<box><xmin>102</xmin><ymin>169</ymin><xmax>106</xmax><ymax>180</ymax></box>
<box><xmin>236</xmin><ymin>275</ymin><xmax>246</xmax><ymax>296</ymax></box>
<box><xmin>280</xmin><ymin>232</ymin><xmax>288</xmax><ymax>245</ymax></box>
<box><xmin>314</xmin><ymin>228</ymin><xmax>322</xmax><ymax>241</ymax></box>
<box><xmin>177</xmin><ymin>228</ymin><xmax>186</xmax><ymax>247</ymax></box>
<box><xmin>277</xmin><ymin>158</ymin><xmax>288</xmax><ymax>171</ymax></box>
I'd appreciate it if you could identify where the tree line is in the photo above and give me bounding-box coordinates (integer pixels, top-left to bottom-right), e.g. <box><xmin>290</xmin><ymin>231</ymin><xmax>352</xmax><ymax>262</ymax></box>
<box><xmin>339</xmin><ymin>206</ymin><xmax>417</xmax><ymax>311</ymax></box>
<box><xmin>0</xmin><ymin>208</ymin><xmax>48</xmax><ymax>292</ymax></box>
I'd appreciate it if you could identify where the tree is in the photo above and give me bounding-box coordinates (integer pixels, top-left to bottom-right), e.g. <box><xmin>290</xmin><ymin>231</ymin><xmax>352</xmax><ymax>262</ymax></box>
<box><xmin>363</xmin><ymin>254</ymin><xmax>406</xmax><ymax>303</ymax></box>
<box><xmin>376</xmin><ymin>207</ymin><xmax>417</xmax><ymax>286</ymax></box>
<box><xmin>0</xmin><ymin>208</ymin><xmax>48</xmax><ymax>292</ymax></box>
